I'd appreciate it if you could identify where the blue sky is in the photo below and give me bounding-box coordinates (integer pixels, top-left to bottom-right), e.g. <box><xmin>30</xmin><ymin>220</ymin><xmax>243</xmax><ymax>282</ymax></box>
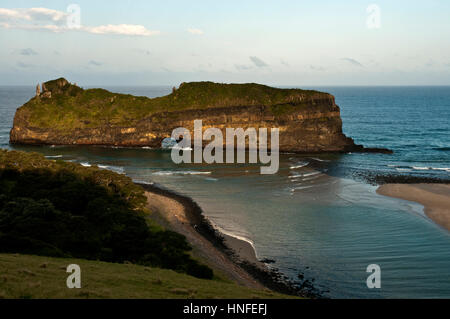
<box><xmin>1</xmin><ymin>0</ymin><xmax>449</xmax><ymax>85</ymax></box>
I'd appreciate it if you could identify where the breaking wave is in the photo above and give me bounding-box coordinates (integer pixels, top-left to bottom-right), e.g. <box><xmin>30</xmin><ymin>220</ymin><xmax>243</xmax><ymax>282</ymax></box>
<box><xmin>152</xmin><ymin>170</ymin><xmax>211</xmax><ymax>176</ymax></box>
<box><xmin>387</xmin><ymin>164</ymin><xmax>450</xmax><ymax>172</ymax></box>
<box><xmin>290</xmin><ymin>161</ymin><xmax>309</xmax><ymax>169</ymax></box>
<box><xmin>98</xmin><ymin>165</ymin><xmax>125</xmax><ymax>174</ymax></box>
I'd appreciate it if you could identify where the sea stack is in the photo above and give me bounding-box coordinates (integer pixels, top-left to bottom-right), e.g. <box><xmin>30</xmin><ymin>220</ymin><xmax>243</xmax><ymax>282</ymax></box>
<box><xmin>10</xmin><ymin>78</ymin><xmax>391</xmax><ymax>153</ymax></box>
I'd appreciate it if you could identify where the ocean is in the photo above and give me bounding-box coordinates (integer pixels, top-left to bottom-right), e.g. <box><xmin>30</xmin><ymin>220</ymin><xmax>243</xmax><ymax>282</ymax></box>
<box><xmin>1</xmin><ymin>85</ymin><xmax>449</xmax><ymax>298</ymax></box>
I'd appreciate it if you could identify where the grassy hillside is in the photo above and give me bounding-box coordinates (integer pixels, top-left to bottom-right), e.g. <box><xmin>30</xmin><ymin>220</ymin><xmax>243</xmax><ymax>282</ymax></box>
<box><xmin>0</xmin><ymin>253</ymin><xmax>293</xmax><ymax>299</ymax></box>
<box><xmin>21</xmin><ymin>78</ymin><xmax>325</xmax><ymax>130</ymax></box>
<box><xmin>0</xmin><ymin>150</ymin><xmax>213</xmax><ymax>279</ymax></box>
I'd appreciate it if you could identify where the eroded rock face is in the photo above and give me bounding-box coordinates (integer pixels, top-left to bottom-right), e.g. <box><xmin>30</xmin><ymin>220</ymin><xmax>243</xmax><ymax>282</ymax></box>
<box><xmin>10</xmin><ymin>78</ymin><xmax>389</xmax><ymax>153</ymax></box>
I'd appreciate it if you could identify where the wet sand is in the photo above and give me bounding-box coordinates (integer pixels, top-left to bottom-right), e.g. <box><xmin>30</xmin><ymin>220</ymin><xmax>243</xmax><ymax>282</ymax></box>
<box><xmin>377</xmin><ymin>183</ymin><xmax>450</xmax><ymax>231</ymax></box>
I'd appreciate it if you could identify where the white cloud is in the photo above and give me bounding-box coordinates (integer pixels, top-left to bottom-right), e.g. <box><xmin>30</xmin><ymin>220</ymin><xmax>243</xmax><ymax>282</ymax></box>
<box><xmin>310</xmin><ymin>65</ymin><xmax>325</xmax><ymax>71</ymax></box>
<box><xmin>0</xmin><ymin>8</ymin><xmax>26</xmax><ymax>19</ymax></box>
<box><xmin>187</xmin><ymin>28</ymin><xmax>204</xmax><ymax>35</ymax></box>
<box><xmin>342</xmin><ymin>57</ymin><xmax>363</xmax><ymax>67</ymax></box>
<box><xmin>0</xmin><ymin>7</ymin><xmax>159</xmax><ymax>36</ymax></box>
<box><xmin>0</xmin><ymin>7</ymin><xmax>67</xmax><ymax>23</ymax></box>
<box><xmin>2</xmin><ymin>23</ymin><xmax>66</xmax><ymax>32</ymax></box>
<box><xmin>280</xmin><ymin>59</ymin><xmax>290</xmax><ymax>67</ymax></box>
<box><xmin>235</xmin><ymin>64</ymin><xmax>252</xmax><ymax>71</ymax></box>
<box><xmin>89</xmin><ymin>60</ymin><xmax>102</xmax><ymax>66</ymax></box>
<box><xmin>17</xmin><ymin>61</ymin><xmax>33</xmax><ymax>68</ymax></box>
<box><xmin>19</xmin><ymin>48</ymin><xmax>38</xmax><ymax>56</ymax></box>
<box><xmin>26</xmin><ymin>7</ymin><xmax>67</xmax><ymax>23</ymax></box>
<box><xmin>86</xmin><ymin>24</ymin><xmax>159</xmax><ymax>36</ymax></box>
<box><xmin>249</xmin><ymin>56</ymin><xmax>269</xmax><ymax>68</ymax></box>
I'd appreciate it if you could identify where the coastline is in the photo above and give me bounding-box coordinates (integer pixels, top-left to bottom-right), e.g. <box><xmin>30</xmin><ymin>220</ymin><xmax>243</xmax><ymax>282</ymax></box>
<box><xmin>377</xmin><ymin>183</ymin><xmax>450</xmax><ymax>231</ymax></box>
<box><xmin>137</xmin><ymin>182</ymin><xmax>320</xmax><ymax>297</ymax></box>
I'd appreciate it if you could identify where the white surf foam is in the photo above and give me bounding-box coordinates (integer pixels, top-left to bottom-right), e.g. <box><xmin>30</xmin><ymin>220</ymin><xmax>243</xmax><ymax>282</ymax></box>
<box><xmin>164</xmin><ymin>145</ymin><xmax>193</xmax><ymax>151</ymax></box>
<box><xmin>290</xmin><ymin>185</ymin><xmax>315</xmax><ymax>192</ymax></box>
<box><xmin>396</xmin><ymin>168</ymin><xmax>412</xmax><ymax>172</ymax></box>
<box><xmin>311</xmin><ymin>157</ymin><xmax>330</xmax><ymax>162</ymax></box>
<box><xmin>290</xmin><ymin>161</ymin><xmax>309</xmax><ymax>169</ymax></box>
<box><xmin>152</xmin><ymin>170</ymin><xmax>211</xmax><ymax>176</ymax></box>
<box><xmin>98</xmin><ymin>165</ymin><xmax>125</xmax><ymax>174</ymax></box>
<box><xmin>412</xmin><ymin>166</ymin><xmax>431</xmax><ymax>170</ymax></box>
<box><xmin>132</xmin><ymin>180</ymin><xmax>154</xmax><ymax>185</ymax></box>
<box><xmin>302</xmin><ymin>171</ymin><xmax>322</xmax><ymax>177</ymax></box>
<box><xmin>212</xmin><ymin>225</ymin><xmax>258</xmax><ymax>258</ymax></box>
<box><xmin>302</xmin><ymin>175</ymin><xmax>321</xmax><ymax>181</ymax></box>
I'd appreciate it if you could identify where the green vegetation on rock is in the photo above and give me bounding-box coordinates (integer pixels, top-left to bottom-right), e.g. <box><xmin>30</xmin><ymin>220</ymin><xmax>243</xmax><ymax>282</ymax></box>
<box><xmin>23</xmin><ymin>78</ymin><xmax>326</xmax><ymax>130</ymax></box>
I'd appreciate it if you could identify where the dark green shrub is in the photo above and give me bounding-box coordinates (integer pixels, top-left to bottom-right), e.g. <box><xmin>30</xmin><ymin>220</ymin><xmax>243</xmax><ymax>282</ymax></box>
<box><xmin>0</xmin><ymin>150</ymin><xmax>213</xmax><ymax>279</ymax></box>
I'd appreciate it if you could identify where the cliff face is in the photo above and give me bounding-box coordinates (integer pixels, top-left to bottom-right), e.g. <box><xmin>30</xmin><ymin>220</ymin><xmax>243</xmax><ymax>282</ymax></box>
<box><xmin>10</xmin><ymin>78</ymin><xmax>387</xmax><ymax>153</ymax></box>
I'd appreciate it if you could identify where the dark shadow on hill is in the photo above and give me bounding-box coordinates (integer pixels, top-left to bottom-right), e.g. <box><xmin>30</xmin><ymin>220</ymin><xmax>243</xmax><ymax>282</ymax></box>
<box><xmin>0</xmin><ymin>167</ymin><xmax>213</xmax><ymax>279</ymax></box>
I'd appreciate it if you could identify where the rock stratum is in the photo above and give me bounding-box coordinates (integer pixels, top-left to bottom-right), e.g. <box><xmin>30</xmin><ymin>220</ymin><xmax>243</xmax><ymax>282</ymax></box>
<box><xmin>10</xmin><ymin>78</ymin><xmax>391</xmax><ymax>153</ymax></box>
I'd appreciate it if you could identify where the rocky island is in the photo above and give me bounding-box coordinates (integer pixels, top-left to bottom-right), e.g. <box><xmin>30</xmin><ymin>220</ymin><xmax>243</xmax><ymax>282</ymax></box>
<box><xmin>10</xmin><ymin>78</ymin><xmax>390</xmax><ymax>153</ymax></box>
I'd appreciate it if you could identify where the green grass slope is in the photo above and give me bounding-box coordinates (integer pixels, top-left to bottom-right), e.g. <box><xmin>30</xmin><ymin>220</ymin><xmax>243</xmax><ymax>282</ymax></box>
<box><xmin>0</xmin><ymin>253</ymin><xmax>293</xmax><ymax>299</ymax></box>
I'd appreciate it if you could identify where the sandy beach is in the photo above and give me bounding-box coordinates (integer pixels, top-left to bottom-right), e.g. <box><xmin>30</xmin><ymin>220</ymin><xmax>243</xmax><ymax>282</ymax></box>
<box><xmin>377</xmin><ymin>183</ymin><xmax>450</xmax><ymax>231</ymax></box>
<box><xmin>135</xmin><ymin>183</ymin><xmax>321</xmax><ymax>297</ymax></box>
<box><xmin>141</xmin><ymin>185</ymin><xmax>265</xmax><ymax>290</ymax></box>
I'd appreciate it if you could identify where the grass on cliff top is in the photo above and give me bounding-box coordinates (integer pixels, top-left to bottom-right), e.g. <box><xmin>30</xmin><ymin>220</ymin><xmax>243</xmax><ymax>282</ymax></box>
<box><xmin>0</xmin><ymin>253</ymin><xmax>295</xmax><ymax>299</ymax></box>
<box><xmin>22</xmin><ymin>79</ymin><xmax>327</xmax><ymax>130</ymax></box>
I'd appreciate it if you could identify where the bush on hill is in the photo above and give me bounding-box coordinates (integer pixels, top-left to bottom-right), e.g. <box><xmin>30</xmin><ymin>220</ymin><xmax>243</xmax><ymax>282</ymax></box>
<box><xmin>0</xmin><ymin>150</ymin><xmax>213</xmax><ymax>279</ymax></box>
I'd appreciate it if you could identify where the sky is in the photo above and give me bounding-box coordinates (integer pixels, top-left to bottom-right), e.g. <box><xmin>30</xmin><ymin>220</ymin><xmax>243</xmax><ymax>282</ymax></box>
<box><xmin>0</xmin><ymin>0</ymin><xmax>450</xmax><ymax>86</ymax></box>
